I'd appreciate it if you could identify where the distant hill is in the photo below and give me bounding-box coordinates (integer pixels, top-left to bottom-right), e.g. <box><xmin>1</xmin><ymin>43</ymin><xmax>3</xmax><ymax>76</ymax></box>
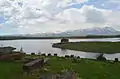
<box><xmin>25</xmin><ymin>27</ymin><xmax>120</xmax><ymax>37</ymax></box>
<box><xmin>64</xmin><ymin>27</ymin><xmax>119</xmax><ymax>36</ymax></box>
<box><xmin>5</xmin><ymin>27</ymin><xmax>120</xmax><ymax>37</ymax></box>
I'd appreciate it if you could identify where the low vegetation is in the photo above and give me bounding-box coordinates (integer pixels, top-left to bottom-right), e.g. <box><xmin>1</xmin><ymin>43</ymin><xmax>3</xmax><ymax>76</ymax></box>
<box><xmin>52</xmin><ymin>42</ymin><xmax>120</xmax><ymax>53</ymax></box>
<box><xmin>0</xmin><ymin>55</ymin><xmax>120</xmax><ymax>79</ymax></box>
<box><xmin>0</xmin><ymin>61</ymin><xmax>22</xmax><ymax>79</ymax></box>
<box><xmin>46</xmin><ymin>57</ymin><xmax>120</xmax><ymax>79</ymax></box>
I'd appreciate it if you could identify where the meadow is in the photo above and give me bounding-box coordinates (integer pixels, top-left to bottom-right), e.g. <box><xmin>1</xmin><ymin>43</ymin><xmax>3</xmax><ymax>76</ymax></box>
<box><xmin>0</xmin><ymin>55</ymin><xmax>120</xmax><ymax>79</ymax></box>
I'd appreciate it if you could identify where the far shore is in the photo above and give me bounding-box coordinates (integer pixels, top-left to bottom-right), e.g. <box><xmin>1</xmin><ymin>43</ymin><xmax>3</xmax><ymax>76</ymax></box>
<box><xmin>0</xmin><ymin>35</ymin><xmax>120</xmax><ymax>40</ymax></box>
<box><xmin>52</xmin><ymin>41</ymin><xmax>120</xmax><ymax>54</ymax></box>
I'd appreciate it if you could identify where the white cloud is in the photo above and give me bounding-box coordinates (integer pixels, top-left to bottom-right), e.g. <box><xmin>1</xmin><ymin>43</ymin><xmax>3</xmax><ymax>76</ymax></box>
<box><xmin>105</xmin><ymin>11</ymin><xmax>120</xmax><ymax>30</ymax></box>
<box><xmin>0</xmin><ymin>24</ymin><xmax>2</xmax><ymax>27</ymax></box>
<box><xmin>56</xmin><ymin>8</ymin><xmax>86</xmax><ymax>23</ymax></box>
<box><xmin>0</xmin><ymin>0</ymin><xmax>120</xmax><ymax>34</ymax></box>
<box><xmin>81</xmin><ymin>5</ymin><xmax>106</xmax><ymax>24</ymax></box>
<box><xmin>109</xmin><ymin>0</ymin><xmax>120</xmax><ymax>4</ymax></box>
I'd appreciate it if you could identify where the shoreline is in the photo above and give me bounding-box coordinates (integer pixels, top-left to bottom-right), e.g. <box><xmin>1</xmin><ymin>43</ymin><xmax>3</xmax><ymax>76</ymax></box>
<box><xmin>52</xmin><ymin>41</ymin><xmax>120</xmax><ymax>54</ymax></box>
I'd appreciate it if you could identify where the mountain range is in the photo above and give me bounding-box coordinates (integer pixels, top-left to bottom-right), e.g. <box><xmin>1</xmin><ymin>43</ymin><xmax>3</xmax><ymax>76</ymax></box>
<box><xmin>23</xmin><ymin>27</ymin><xmax>120</xmax><ymax>37</ymax></box>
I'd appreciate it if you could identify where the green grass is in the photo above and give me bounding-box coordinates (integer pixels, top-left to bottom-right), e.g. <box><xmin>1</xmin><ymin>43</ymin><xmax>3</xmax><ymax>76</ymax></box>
<box><xmin>0</xmin><ymin>60</ymin><xmax>40</xmax><ymax>79</ymax></box>
<box><xmin>52</xmin><ymin>42</ymin><xmax>120</xmax><ymax>53</ymax></box>
<box><xmin>46</xmin><ymin>57</ymin><xmax>120</xmax><ymax>79</ymax></box>
<box><xmin>0</xmin><ymin>61</ymin><xmax>22</xmax><ymax>79</ymax></box>
<box><xmin>1</xmin><ymin>56</ymin><xmax>120</xmax><ymax>79</ymax></box>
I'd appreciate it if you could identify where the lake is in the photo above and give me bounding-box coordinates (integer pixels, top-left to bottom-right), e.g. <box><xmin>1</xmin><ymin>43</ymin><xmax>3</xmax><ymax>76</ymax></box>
<box><xmin>0</xmin><ymin>38</ymin><xmax>120</xmax><ymax>60</ymax></box>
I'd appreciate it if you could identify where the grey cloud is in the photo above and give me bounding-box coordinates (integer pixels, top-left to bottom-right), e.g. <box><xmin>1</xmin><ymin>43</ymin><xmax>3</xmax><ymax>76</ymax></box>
<box><xmin>85</xmin><ymin>9</ymin><xmax>105</xmax><ymax>23</ymax></box>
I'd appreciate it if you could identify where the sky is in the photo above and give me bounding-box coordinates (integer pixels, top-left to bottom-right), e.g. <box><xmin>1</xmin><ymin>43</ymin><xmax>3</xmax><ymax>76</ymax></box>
<box><xmin>0</xmin><ymin>0</ymin><xmax>120</xmax><ymax>35</ymax></box>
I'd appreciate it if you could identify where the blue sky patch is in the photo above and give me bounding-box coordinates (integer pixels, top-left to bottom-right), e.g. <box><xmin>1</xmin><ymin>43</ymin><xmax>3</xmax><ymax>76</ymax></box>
<box><xmin>0</xmin><ymin>16</ymin><xmax>5</xmax><ymax>24</ymax></box>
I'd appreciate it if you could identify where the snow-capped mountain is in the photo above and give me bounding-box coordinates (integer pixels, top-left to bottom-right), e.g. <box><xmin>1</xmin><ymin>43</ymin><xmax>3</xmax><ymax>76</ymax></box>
<box><xmin>81</xmin><ymin>27</ymin><xmax>118</xmax><ymax>35</ymax></box>
<box><xmin>17</xmin><ymin>27</ymin><xmax>120</xmax><ymax>37</ymax></box>
<box><xmin>52</xmin><ymin>27</ymin><xmax>120</xmax><ymax>36</ymax></box>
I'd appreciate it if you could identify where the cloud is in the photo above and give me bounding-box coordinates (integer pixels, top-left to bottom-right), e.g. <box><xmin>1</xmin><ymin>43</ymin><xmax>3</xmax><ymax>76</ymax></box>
<box><xmin>105</xmin><ymin>11</ymin><xmax>120</xmax><ymax>26</ymax></box>
<box><xmin>81</xmin><ymin>5</ymin><xmax>106</xmax><ymax>24</ymax></box>
<box><xmin>0</xmin><ymin>0</ymin><xmax>120</xmax><ymax>34</ymax></box>
<box><xmin>109</xmin><ymin>0</ymin><xmax>120</xmax><ymax>4</ymax></box>
<box><xmin>55</xmin><ymin>5</ymin><xmax>107</xmax><ymax>24</ymax></box>
<box><xmin>0</xmin><ymin>0</ymin><xmax>88</xmax><ymax>26</ymax></box>
<box><xmin>0</xmin><ymin>24</ymin><xmax>2</xmax><ymax>27</ymax></box>
<box><xmin>56</xmin><ymin>8</ymin><xmax>86</xmax><ymax>23</ymax></box>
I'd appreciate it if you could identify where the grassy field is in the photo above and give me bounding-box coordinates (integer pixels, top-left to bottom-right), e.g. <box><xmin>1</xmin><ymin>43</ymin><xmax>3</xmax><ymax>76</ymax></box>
<box><xmin>47</xmin><ymin>57</ymin><xmax>120</xmax><ymax>79</ymax></box>
<box><xmin>0</xmin><ymin>56</ymin><xmax>120</xmax><ymax>79</ymax></box>
<box><xmin>0</xmin><ymin>61</ymin><xmax>22</xmax><ymax>79</ymax></box>
<box><xmin>0</xmin><ymin>60</ymin><xmax>41</xmax><ymax>79</ymax></box>
<box><xmin>52</xmin><ymin>42</ymin><xmax>120</xmax><ymax>53</ymax></box>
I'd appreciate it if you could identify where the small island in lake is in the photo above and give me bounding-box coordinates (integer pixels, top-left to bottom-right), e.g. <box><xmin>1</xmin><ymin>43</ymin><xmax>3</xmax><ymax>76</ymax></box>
<box><xmin>52</xmin><ymin>39</ymin><xmax>120</xmax><ymax>54</ymax></box>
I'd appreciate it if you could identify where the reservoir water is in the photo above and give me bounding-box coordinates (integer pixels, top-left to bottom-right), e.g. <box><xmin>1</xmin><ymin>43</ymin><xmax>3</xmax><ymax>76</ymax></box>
<box><xmin>0</xmin><ymin>38</ymin><xmax>120</xmax><ymax>60</ymax></box>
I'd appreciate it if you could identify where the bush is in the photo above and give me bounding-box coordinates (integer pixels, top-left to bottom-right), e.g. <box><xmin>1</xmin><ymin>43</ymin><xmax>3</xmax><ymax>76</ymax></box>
<box><xmin>96</xmin><ymin>54</ymin><xmax>106</xmax><ymax>61</ymax></box>
<box><xmin>61</xmin><ymin>38</ymin><xmax>69</xmax><ymax>43</ymax></box>
<box><xmin>31</xmin><ymin>53</ymin><xmax>35</xmax><ymax>55</ymax></box>
<box><xmin>77</xmin><ymin>56</ymin><xmax>80</xmax><ymax>59</ymax></box>
<box><xmin>54</xmin><ymin>53</ymin><xmax>57</xmax><ymax>56</ymax></box>
<box><xmin>41</xmin><ymin>53</ymin><xmax>46</xmax><ymax>56</ymax></box>
<box><xmin>48</xmin><ymin>53</ymin><xmax>52</xmax><ymax>56</ymax></box>
<box><xmin>65</xmin><ymin>55</ymin><xmax>70</xmax><ymax>58</ymax></box>
<box><xmin>115</xmin><ymin>58</ymin><xmax>118</xmax><ymax>62</ymax></box>
<box><xmin>70</xmin><ymin>55</ymin><xmax>74</xmax><ymax>58</ymax></box>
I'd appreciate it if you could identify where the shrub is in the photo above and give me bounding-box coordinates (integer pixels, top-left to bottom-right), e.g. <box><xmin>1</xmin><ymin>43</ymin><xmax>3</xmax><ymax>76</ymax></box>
<box><xmin>115</xmin><ymin>58</ymin><xmax>118</xmax><ymax>62</ymax></box>
<box><xmin>70</xmin><ymin>55</ymin><xmax>74</xmax><ymax>58</ymax></box>
<box><xmin>65</xmin><ymin>55</ymin><xmax>69</xmax><ymax>58</ymax></box>
<box><xmin>96</xmin><ymin>54</ymin><xmax>106</xmax><ymax>61</ymax></box>
<box><xmin>48</xmin><ymin>53</ymin><xmax>52</xmax><ymax>56</ymax></box>
<box><xmin>77</xmin><ymin>56</ymin><xmax>80</xmax><ymax>59</ymax></box>
<box><xmin>41</xmin><ymin>53</ymin><xmax>46</xmax><ymax>56</ymax></box>
<box><xmin>61</xmin><ymin>38</ymin><xmax>69</xmax><ymax>43</ymax></box>
<box><xmin>54</xmin><ymin>53</ymin><xmax>57</xmax><ymax>56</ymax></box>
<box><xmin>31</xmin><ymin>53</ymin><xmax>35</xmax><ymax>55</ymax></box>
